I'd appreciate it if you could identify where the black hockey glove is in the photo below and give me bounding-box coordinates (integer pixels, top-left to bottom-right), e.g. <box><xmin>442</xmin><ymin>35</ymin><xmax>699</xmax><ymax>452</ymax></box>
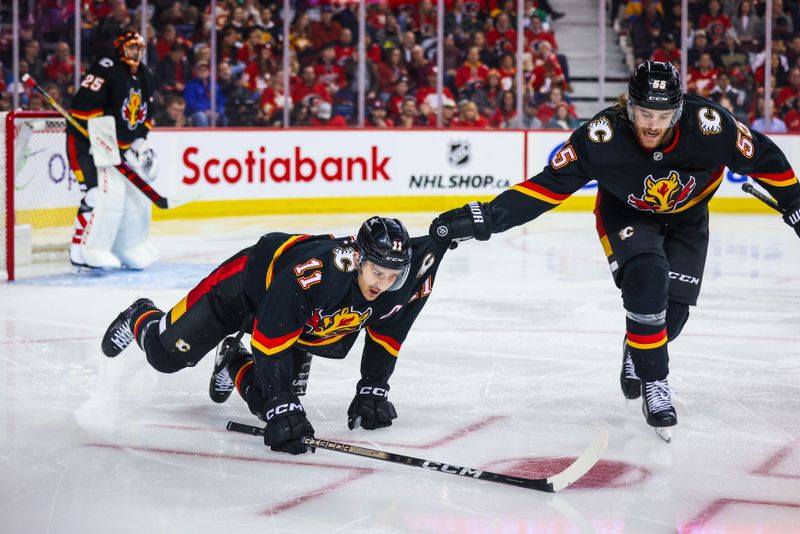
<box><xmin>347</xmin><ymin>378</ymin><xmax>397</xmax><ymax>430</ymax></box>
<box><xmin>429</xmin><ymin>201</ymin><xmax>493</xmax><ymax>243</ymax></box>
<box><xmin>263</xmin><ymin>392</ymin><xmax>315</xmax><ymax>455</ymax></box>
<box><xmin>783</xmin><ymin>198</ymin><xmax>800</xmax><ymax>238</ymax></box>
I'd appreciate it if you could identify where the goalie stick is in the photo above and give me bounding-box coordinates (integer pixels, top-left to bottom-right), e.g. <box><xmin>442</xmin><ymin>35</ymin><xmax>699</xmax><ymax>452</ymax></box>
<box><xmin>226</xmin><ymin>420</ymin><xmax>608</xmax><ymax>492</ymax></box>
<box><xmin>742</xmin><ymin>183</ymin><xmax>783</xmax><ymax>214</ymax></box>
<box><xmin>21</xmin><ymin>73</ymin><xmax>178</xmax><ymax>210</ymax></box>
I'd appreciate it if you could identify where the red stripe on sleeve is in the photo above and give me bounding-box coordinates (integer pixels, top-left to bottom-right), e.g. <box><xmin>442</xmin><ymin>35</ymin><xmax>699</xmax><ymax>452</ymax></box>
<box><xmin>751</xmin><ymin>169</ymin><xmax>795</xmax><ymax>182</ymax></box>
<box><xmin>366</xmin><ymin>327</ymin><xmax>402</xmax><ymax>352</ymax></box>
<box><xmin>515</xmin><ymin>180</ymin><xmax>572</xmax><ymax>201</ymax></box>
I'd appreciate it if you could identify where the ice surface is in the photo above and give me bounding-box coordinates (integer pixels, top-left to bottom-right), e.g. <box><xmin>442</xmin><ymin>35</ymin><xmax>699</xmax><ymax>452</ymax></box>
<box><xmin>1</xmin><ymin>212</ymin><xmax>799</xmax><ymax>533</ymax></box>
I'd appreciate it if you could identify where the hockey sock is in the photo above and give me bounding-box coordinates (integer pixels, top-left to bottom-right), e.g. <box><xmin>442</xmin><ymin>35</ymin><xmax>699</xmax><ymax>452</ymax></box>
<box><xmin>132</xmin><ymin>308</ymin><xmax>163</xmax><ymax>349</ymax></box>
<box><xmin>625</xmin><ymin>316</ymin><xmax>668</xmax><ymax>382</ymax></box>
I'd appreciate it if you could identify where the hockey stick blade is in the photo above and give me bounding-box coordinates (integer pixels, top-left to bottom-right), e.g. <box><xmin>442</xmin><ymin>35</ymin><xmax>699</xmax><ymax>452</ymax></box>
<box><xmin>742</xmin><ymin>183</ymin><xmax>783</xmax><ymax>214</ymax></box>
<box><xmin>226</xmin><ymin>420</ymin><xmax>608</xmax><ymax>493</ymax></box>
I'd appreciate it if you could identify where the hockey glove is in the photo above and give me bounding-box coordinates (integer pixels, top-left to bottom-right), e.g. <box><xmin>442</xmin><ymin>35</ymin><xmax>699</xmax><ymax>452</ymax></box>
<box><xmin>783</xmin><ymin>198</ymin><xmax>800</xmax><ymax>238</ymax></box>
<box><xmin>429</xmin><ymin>201</ymin><xmax>493</xmax><ymax>243</ymax></box>
<box><xmin>262</xmin><ymin>392</ymin><xmax>315</xmax><ymax>454</ymax></box>
<box><xmin>124</xmin><ymin>138</ymin><xmax>159</xmax><ymax>182</ymax></box>
<box><xmin>347</xmin><ymin>378</ymin><xmax>398</xmax><ymax>430</ymax></box>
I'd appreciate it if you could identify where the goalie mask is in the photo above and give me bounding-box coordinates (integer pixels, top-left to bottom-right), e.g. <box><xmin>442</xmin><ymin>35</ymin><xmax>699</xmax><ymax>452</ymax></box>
<box><xmin>356</xmin><ymin>217</ymin><xmax>412</xmax><ymax>292</ymax></box>
<box><xmin>627</xmin><ymin>60</ymin><xmax>684</xmax><ymax>127</ymax></box>
<box><xmin>114</xmin><ymin>30</ymin><xmax>146</xmax><ymax>71</ymax></box>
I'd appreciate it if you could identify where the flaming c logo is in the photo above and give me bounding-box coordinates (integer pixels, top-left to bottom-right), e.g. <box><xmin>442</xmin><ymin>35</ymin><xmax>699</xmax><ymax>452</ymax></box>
<box><xmin>306</xmin><ymin>306</ymin><xmax>372</xmax><ymax>339</ymax></box>
<box><xmin>627</xmin><ymin>170</ymin><xmax>696</xmax><ymax>213</ymax></box>
<box><xmin>121</xmin><ymin>88</ymin><xmax>147</xmax><ymax>130</ymax></box>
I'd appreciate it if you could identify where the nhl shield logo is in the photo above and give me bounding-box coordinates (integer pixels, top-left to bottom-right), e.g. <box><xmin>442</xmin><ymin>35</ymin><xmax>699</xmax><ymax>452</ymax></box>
<box><xmin>448</xmin><ymin>141</ymin><xmax>470</xmax><ymax>166</ymax></box>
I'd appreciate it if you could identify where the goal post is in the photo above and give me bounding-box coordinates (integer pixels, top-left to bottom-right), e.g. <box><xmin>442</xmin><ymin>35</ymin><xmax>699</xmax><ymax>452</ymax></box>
<box><xmin>1</xmin><ymin>111</ymin><xmax>82</xmax><ymax>281</ymax></box>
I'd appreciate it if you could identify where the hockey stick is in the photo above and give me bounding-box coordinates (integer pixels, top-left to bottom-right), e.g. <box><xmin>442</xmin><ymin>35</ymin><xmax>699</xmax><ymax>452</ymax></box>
<box><xmin>226</xmin><ymin>420</ymin><xmax>608</xmax><ymax>492</ymax></box>
<box><xmin>21</xmin><ymin>73</ymin><xmax>178</xmax><ymax>209</ymax></box>
<box><xmin>742</xmin><ymin>183</ymin><xmax>784</xmax><ymax>214</ymax></box>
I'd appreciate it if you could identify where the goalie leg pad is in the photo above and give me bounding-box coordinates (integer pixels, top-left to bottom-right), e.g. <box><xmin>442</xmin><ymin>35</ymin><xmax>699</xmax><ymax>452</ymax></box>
<box><xmin>72</xmin><ymin>168</ymin><xmax>126</xmax><ymax>268</ymax></box>
<box><xmin>112</xmin><ymin>179</ymin><xmax>159</xmax><ymax>269</ymax></box>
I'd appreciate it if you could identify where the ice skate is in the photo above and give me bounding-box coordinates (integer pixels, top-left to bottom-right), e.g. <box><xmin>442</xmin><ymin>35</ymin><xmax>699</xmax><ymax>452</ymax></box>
<box><xmin>620</xmin><ymin>337</ymin><xmax>641</xmax><ymax>399</ymax></box>
<box><xmin>101</xmin><ymin>298</ymin><xmax>157</xmax><ymax>357</ymax></box>
<box><xmin>641</xmin><ymin>379</ymin><xmax>677</xmax><ymax>443</ymax></box>
<box><xmin>209</xmin><ymin>337</ymin><xmax>250</xmax><ymax>403</ymax></box>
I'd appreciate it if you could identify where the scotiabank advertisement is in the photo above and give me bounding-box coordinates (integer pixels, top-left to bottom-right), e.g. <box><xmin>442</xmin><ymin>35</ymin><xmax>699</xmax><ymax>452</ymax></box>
<box><xmin>149</xmin><ymin>129</ymin><xmax>526</xmax><ymax>200</ymax></box>
<box><xmin>148</xmin><ymin>129</ymin><xmax>800</xmax><ymax>204</ymax></box>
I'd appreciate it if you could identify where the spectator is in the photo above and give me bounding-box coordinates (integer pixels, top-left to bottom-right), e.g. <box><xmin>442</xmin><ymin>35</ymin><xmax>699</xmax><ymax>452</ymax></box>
<box><xmin>472</xmin><ymin>31</ymin><xmax>498</xmax><ymax>69</ymax></box>
<box><xmin>154</xmin><ymin>42</ymin><xmax>190</xmax><ymax>96</ymax></box>
<box><xmin>782</xmin><ymin>95</ymin><xmax>800</xmax><ymax>132</ymax></box>
<box><xmin>388</xmin><ymin>76</ymin><xmax>412</xmax><ymax>118</ymax></box>
<box><xmin>709</xmin><ymin>71</ymin><xmax>747</xmax><ymax>111</ymax></box>
<box><xmin>260</xmin><ymin>71</ymin><xmax>292</xmax><ymax>126</ymax></box>
<box><xmin>776</xmin><ymin>68</ymin><xmax>800</xmax><ymax>111</ymax></box>
<box><xmin>311</xmin><ymin>5</ymin><xmax>343</xmax><ymax>51</ymax></box>
<box><xmin>291</xmin><ymin>65</ymin><xmax>331</xmax><ymax>105</ymax></box>
<box><xmin>377</xmin><ymin>47</ymin><xmax>409</xmax><ymax>97</ymax></box>
<box><xmin>183</xmin><ymin>61</ymin><xmax>226</xmax><ymax>127</ymax></box>
<box><xmin>526</xmin><ymin>14</ymin><xmax>558</xmax><ymax>52</ymax></box>
<box><xmin>687</xmin><ymin>52</ymin><xmax>720</xmax><ymax>97</ymax></box>
<box><xmin>546</xmin><ymin>103</ymin><xmax>580</xmax><ymax>130</ymax></box>
<box><xmin>416</xmin><ymin>65</ymin><xmax>456</xmax><ymax>113</ymax></box>
<box><xmin>771</xmin><ymin>0</ymin><xmax>794</xmax><ymax>41</ymax></box>
<box><xmin>291</xmin><ymin>12</ymin><xmax>315</xmax><ymax>65</ymax></box>
<box><xmin>487</xmin><ymin>12</ymin><xmax>517</xmax><ymax>56</ymax></box>
<box><xmin>434</xmin><ymin>98</ymin><xmax>459</xmax><ymax>127</ymax></box>
<box><xmin>408</xmin><ymin>45</ymin><xmax>431</xmax><ymax>88</ymax></box>
<box><xmin>334</xmin><ymin>28</ymin><xmax>356</xmax><ymax>67</ymax></box>
<box><xmin>454</xmin><ymin>100</ymin><xmax>489</xmax><ymax>128</ymax></box>
<box><xmin>516</xmin><ymin>98</ymin><xmax>544</xmax><ymax>129</ymax></box>
<box><xmin>698</xmin><ymin>0</ymin><xmax>732</xmax><ymax>42</ymax></box>
<box><xmin>154</xmin><ymin>94</ymin><xmax>188</xmax><ymax>127</ymax></box>
<box><xmin>242</xmin><ymin>44</ymin><xmax>277</xmax><ymax>94</ymax></box>
<box><xmin>96</xmin><ymin>1</ymin><xmax>132</xmax><ymax>60</ymax></box>
<box><xmin>536</xmin><ymin>85</ymin><xmax>576</xmax><ymax>124</ymax></box>
<box><xmin>23</xmin><ymin>40</ymin><xmax>46</xmax><ymax>83</ymax></box>
<box><xmin>366</xmin><ymin>99</ymin><xmax>393</xmax><ymax>128</ymax></box>
<box><xmin>315</xmin><ymin>44</ymin><xmax>347</xmax><ymax>91</ymax></box>
<box><xmin>455</xmin><ymin>46</ymin><xmax>490</xmax><ymax>95</ymax></box>
<box><xmin>489</xmin><ymin>90</ymin><xmax>519</xmax><ymax>129</ymax></box>
<box><xmin>630</xmin><ymin>1</ymin><xmax>663</xmax><ymax>62</ymax></box>
<box><xmin>651</xmin><ymin>33</ymin><xmax>681</xmax><ymax>64</ymax></box>
<box><xmin>44</xmin><ymin>41</ymin><xmax>76</xmax><ymax>85</ymax></box>
<box><xmin>731</xmin><ymin>0</ymin><xmax>763</xmax><ymax>50</ymax></box>
<box><xmin>472</xmin><ymin>69</ymin><xmax>503</xmax><ymax>116</ymax></box>
<box><xmin>399</xmin><ymin>31</ymin><xmax>417</xmax><ymax>64</ymax></box>
<box><xmin>687</xmin><ymin>30</ymin><xmax>714</xmax><ymax>69</ymax></box>
<box><xmin>395</xmin><ymin>96</ymin><xmax>427</xmax><ymax>128</ymax></box>
<box><xmin>715</xmin><ymin>32</ymin><xmax>748</xmax><ymax>72</ymax></box>
<box><xmin>751</xmin><ymin>97</ymin><xmax>788</xmax><ymax>133</ymax></box>
<box><xmin>307</xmin><ymin>98</ymin><xmax>347</xmax><ymax>127</ymax></box>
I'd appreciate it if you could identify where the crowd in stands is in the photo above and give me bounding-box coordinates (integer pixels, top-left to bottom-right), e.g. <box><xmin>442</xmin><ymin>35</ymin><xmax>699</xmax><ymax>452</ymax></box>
<box><xmin>4</xmin><ymin>1</ymin><xmax>800</xmax><ymax>133</ymax></box>
<box><xmin>616</xmin><ymin>0</ymin><xmax>800</xmax><ymax>133</ymax></box>
<box><xmin>0</xmin><ymin>0</ymin><xmax>577</xmax><ymax>130</ymax></box>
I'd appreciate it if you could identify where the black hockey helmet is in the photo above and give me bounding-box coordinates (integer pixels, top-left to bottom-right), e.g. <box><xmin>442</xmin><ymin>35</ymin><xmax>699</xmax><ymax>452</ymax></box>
<box><xmin>627</xmin><ymin>60</ymin><xmax>683</xmax><ymax>125</ymax></box>
<box><xmin>114</xmin><ymin>30</ymin><xmax>146</xmax><ymax>71</ymax></box>
<box><xmin>356</xmin><ymin>216</ymin><xmax>412</xmax><ymax>291</ymax></box>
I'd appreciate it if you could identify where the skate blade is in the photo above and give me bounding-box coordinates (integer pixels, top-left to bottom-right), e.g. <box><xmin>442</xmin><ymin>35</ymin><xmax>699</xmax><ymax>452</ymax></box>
<box><xmin>654</xmin><ymin>427</ymin><xmax>672</xmax><ymax>443</ymax></box>
<box><xmin>71</xmin><ymin>264</ymin><xmax>107</xmax><ymax>276</ymax></box>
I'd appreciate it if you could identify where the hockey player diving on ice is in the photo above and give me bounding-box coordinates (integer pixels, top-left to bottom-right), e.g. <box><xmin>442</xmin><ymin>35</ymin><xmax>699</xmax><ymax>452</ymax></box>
<box><xmin>430</xmin><ymin>60</ymin><xmax>800</xmax><ymax>442</ymax></box>
<box><xmin>102</xmin><ymin>217</ymin><xmax>450</xmax><ymax>455</ymax></box>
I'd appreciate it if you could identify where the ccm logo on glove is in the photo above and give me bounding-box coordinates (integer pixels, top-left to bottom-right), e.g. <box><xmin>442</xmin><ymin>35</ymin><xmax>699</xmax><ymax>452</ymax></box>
<box><xmin>358</xmin><ymin>386</ymin><xmax>388</xmax><ymax>397</ymax></box>
<box><xmin>266</xmin><ymin>402</ymin><xmax>305</xmax><ymax>420</ymax></box>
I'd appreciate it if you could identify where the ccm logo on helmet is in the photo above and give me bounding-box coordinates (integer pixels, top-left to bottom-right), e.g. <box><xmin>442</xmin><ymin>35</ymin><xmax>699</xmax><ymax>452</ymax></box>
<box><xmin>265</xmin><ymin>402</ymin><xmax>305</xmax><ymax>420</ymax></box>
<box><xmin>359</xmin><ymin>386</ymin><xmax>389</xmax><ymax>397</ymax></box>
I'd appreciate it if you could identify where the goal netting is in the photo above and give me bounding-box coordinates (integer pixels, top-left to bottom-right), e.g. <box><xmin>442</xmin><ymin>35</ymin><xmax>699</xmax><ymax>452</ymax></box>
<box><xmin>1</xmin><ymin>111</ymin><xmax>83</xmax><ymax>281</ymax></box>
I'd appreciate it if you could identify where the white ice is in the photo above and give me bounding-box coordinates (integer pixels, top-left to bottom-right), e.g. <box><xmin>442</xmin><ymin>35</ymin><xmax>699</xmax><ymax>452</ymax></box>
<box><xmin>1</xmin><ymin>212</ymin><xmax>799</xmax><ymax>534</ymax></box>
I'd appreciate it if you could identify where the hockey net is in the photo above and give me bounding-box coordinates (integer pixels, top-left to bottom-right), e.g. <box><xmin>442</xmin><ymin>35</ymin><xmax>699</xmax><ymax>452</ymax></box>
<box><xmin>1</xmin><ymin>111</ymin><xmax>82</xmax><ymax>281</ymax></box>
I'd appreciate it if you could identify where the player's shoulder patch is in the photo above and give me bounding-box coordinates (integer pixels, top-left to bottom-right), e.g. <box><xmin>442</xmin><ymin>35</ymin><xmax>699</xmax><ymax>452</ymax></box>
<box><xmin>586</xmin><ymin>115</ymin><xmax>614</xmax><ymax>143</ymax></box>
<box><xmin>98</xmin><ymin>57</ymin><xmax>115</xmax><ymax>69</ymax></box>
<box><xmin>696</xmin><ymin>106</ymin><xmax>723</xmax><ymax>135</ymax></box>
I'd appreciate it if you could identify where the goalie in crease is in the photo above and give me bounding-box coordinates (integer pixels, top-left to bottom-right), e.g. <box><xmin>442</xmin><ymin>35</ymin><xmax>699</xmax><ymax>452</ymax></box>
<box><xmin>67</xmin><ymin>30</ymin><xmax>159</xmax><ymax>271</ymax></box>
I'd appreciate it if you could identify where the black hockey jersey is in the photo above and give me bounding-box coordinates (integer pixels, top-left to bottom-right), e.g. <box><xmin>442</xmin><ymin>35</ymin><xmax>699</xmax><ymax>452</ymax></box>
<box><xmin>68</xmin><ymin>56</ymin><xmax>155</xmax><ymax>157</ymax></box>
<box><xmin>490</xmin><ymin>93</ymin><xmax>800</xmax><ymax>231</ymax></box>
<box><xmin>241</xmin><ymin>232</ymin><xmax>450</xmax><ymax>394</ymax></box>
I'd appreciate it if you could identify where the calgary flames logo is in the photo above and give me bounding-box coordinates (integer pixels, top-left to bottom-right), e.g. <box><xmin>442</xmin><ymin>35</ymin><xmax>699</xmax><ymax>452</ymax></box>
<box><xmin>628</xmin><ymin>170</ymin><xmax>696</xmax><ymax>213</ymax></box>
<box><xmin>306</xmin><ymin>306</ymin><xmax>372</xmax><ymax>339</ymax></box>
<box><xmin>121</xmin><ymin>88</ymin><xmax>147</xmax><ymax>130</ymax></box>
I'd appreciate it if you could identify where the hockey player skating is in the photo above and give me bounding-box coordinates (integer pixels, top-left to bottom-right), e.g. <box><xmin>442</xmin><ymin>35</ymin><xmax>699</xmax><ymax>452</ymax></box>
<box><xmin>102</xmin><ymin>217</ymin><xmax>450</xmax><ymax>454</ymax></box>
<box><xmin>68</xmin><ymin>30</ymin><xmax>159</xmax><ymax>270</ymax></box>
<box><xmin>430</xmin><ymin>61</ymin><xmax>800</xmax><ymax>441</ymax></box>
